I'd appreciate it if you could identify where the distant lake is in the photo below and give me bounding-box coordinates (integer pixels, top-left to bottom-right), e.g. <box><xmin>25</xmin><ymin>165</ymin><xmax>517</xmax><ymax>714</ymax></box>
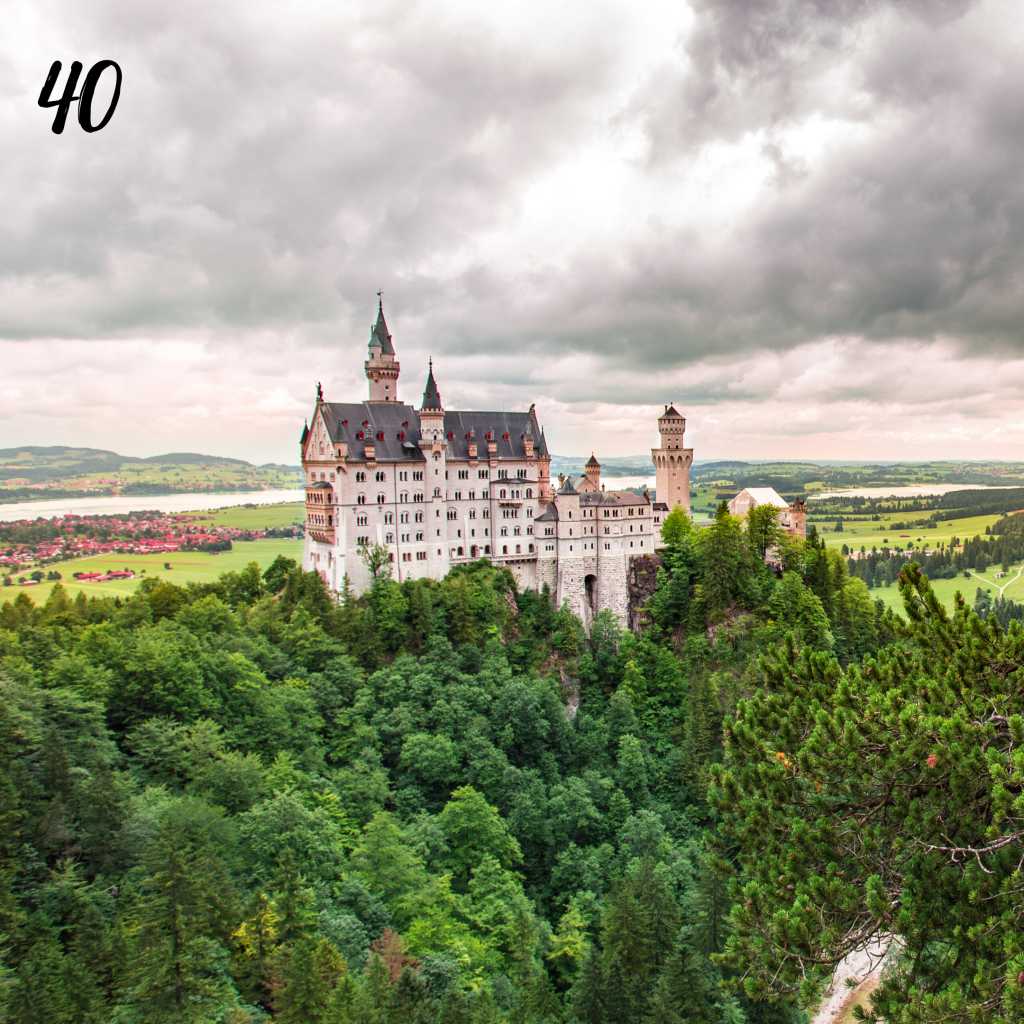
<box><xmin>0</xmin><ymin>489</ymin><xmax>305</xmax><ymax>523</ymax></box>
<box><xmin>809</xmin><ymin>484</ymin><xmax>1022</xmax><ymax>500</ymax></box>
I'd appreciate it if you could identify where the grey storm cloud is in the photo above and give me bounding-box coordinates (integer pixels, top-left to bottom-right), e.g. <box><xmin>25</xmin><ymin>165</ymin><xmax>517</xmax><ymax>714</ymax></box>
<box><xmin>3</xmin><ymin>0</ymin><xmax>1024</xmax><ymax>384</ymax></box>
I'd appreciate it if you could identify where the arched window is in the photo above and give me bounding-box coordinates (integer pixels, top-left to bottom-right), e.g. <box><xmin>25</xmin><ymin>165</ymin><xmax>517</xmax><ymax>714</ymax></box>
<box><xmin>386</xmin><ymin>532</ymin><xmax>394</xmax><ymax>544</ymax></box>
<box><xmin>484</xmin><ymin>545</ymin><xmax>490</xmax><ymax>554</ymax></box>
<box><xmin>457</xmin><ymin>546</ymin><xmax>463</xmax><ymax>556</ymax></box>
<box><xmin>515</xmin><ymin>544</ymin><xmax>521</xmax><ymax>553</ymax></box>
<box><xmin>526</xmin><ymin>488</ymin><xmax>532</xmax><ymax>498</ymax></box>
<box><xmin>357</xmin><ymin>494</ymin><xmax>366</xmax><ymax>505</ymax></box>
<box><xmin>500</xmin><ymin>489</ymin><xmax>507</xmax><ymax>499</ymax></box>
<box><xmin>377</xmin><ymin>493</ymin><xmax>386</xmax><ymax>504</ymax></box>
<box><xmin>528</xmin><ymin>543</ymin><xmax>534</xmax><ymax>552</ymax></box>
<box><xmin>502</xmin><ymin>545</ymin><xmax>508</xmax><ymax>554</ymax></box>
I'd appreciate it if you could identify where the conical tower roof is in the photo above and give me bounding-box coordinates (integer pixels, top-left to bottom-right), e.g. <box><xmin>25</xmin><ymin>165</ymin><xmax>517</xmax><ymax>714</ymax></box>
<box><xmin>369</xmin><ymin>298</ymin><xmax>394</xmax><ymax>355</ymax></box>
<box><xmin>421</xmin><ymin>358</ymin><xmax>442</xmax><ymax>410</ymax></box>
<box><xmin>586</xmin><ymin>453</ymin><xmax>600</xmax><ymax>467</ymax></box>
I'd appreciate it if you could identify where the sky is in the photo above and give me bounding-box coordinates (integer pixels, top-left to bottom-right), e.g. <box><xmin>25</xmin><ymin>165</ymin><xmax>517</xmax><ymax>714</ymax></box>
<box><xmin>4</xmin><ymin>0</ymin><xmax>1024</xmax><ymax>465</ymax></box>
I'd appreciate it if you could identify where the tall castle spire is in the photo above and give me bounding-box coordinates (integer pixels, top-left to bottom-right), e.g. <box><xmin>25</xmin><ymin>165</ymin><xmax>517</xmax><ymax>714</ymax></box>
<box><xmin>421</xmin><ymin>357</ymin><xmax>442</xmax><ymax>411</ymax></box>
<box><xmin>365</xmin><ymin>293</ymin><xmax>400</xmax><ymax>401</ymax></box>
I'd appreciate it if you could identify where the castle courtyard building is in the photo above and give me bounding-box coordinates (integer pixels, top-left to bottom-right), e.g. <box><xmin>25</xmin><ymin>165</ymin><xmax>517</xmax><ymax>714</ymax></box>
<box><xmin>301</xmin><ymin>301</ymin><xmax>690</xmax><ymax>627</ymax></box>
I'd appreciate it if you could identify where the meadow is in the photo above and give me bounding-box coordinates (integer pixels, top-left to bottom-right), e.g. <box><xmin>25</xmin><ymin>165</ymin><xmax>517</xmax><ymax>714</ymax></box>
<box><xmin>1</xmin><ymin>537</ymin><xmax>304</xmax><ymax>605</ymax></box>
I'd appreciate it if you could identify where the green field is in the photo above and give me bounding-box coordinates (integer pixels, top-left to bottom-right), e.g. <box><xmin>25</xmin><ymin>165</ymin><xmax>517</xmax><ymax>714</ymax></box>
<box><xmin>820</xmin><ymin>512</ymin><xmax>1006</xmax><ymax>550</ymax></box>
<box><xmin>1</xmin><ymin>538</ymin><xmax>304</xmax><ymax>606</ymax></box>
<box><xmin>190</xmin><ymin>501</ymin><xmax>304</xmax><ymax>530</ymax></box>
<box><xmin>871</xmin><ymin>561</ymin><xmax>1024</xmax><ymax>616</ymax></box>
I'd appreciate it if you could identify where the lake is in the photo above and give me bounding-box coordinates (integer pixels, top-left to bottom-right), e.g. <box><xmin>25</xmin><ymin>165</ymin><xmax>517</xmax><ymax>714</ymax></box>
<box><xmin>0</xmin><ymin>489</ymin><xmax>306</xmax><ymax>523</ymax></box>
<box><xmin>809</xmin><ymin>484</ymin><xmax>1022</xmax><ymax>500</ymax></box>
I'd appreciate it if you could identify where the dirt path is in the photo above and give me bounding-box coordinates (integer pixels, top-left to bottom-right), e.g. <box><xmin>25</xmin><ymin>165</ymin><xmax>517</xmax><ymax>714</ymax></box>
<box><xmin>809</xmin><ymin>938</ymin><xmax>889</xmax><ymax>1024</ymax></box>
<box><xmin>968</xmin><ymin>562</ymin><xmax>1024</xmax><ymax>597</ymax></box>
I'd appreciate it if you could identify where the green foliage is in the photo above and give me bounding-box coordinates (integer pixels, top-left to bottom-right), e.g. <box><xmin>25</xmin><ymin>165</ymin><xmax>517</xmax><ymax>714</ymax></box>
<box><xmin>0</xmin><ymin>534</ymin><xmax>943</xmax><ymax>1023</ymax></box>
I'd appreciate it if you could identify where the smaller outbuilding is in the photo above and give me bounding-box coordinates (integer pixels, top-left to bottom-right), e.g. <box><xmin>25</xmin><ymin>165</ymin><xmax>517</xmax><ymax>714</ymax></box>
<box><xmin>727</xmin><ymin>487</ymin><xmax>807</xmax><ymax>538</ymax></box>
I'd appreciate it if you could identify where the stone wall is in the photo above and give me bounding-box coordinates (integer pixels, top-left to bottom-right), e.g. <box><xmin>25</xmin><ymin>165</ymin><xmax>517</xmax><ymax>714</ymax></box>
<box><xmin>626</xmin><ymin>552</ymin><xmax>662</xmax><ymax>632</ymax></box>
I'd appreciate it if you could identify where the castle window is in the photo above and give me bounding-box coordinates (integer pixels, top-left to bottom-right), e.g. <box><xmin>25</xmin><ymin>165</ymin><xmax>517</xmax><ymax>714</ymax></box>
<box><xmin>400</xmin><ymin>511</ymin><xmax>409</xmax><ymax>523</ymax></box>
<box><xmin>526</xmin><ymin>508</ymin><xmax>533</xmax><ymax>517</ymax></box>
<box><xmin>457</xmin><ymin>547</ymin><xmax>463</xmax><ymax>556</ymax></box>
<box><xmin>415</xmin><ymin>511</ymin><xmax>424</xmax><ymax>523</ymax></box>
<box><xmin>528</xmin><ymin>544</ymin><xmax>534</xmax><ymax>552</ymax></box>
<box><xmin>434</xmin><ymin>487</ymin><xmax>441</xmax><ymax>497</ymax></box>
<box><xmin>515</xmin><ymin>544</ymin><xmax>521</xmax><ymax>553</ymax></box>
<box><xmin>375</xmin><ymin>471</ymin><xmax>386</xmax><ymax>482</ymax></box>
<box><xmin>413</xmin><ymin>471</ymin><xmax>424</xmax><ymax>481</ymax></box>
<box><xmin>500</xmin><ymin>489</ymin><xmax>506</xmax><ymax>499</ymax></box>
<box><xmin>402</xmin><ymin>552</ymin><xmax>411</xmax><ymax>562</ymax></box>
<box><xmin>386</xmin><ymin>532</ymin><xmax>394</xmax><ymax>544</ymax></box>
<box><xmin>416</xmin><ymin>551</ymin><xmax>427</xmax><ymax>560</ymax></box>
<box><xmin>398</xmin><ymin>432</ymin><xmax>405</xmax><ymax>441</ymax></box>
<box><xmin>447</xmin><ymin>509</ymin><xmax>458</xmax><ymax>520</ymax></box>
<box><xmin>447</xmin><ymin>432</ymin><xmax>454</xmax><ymax>440</ymax></box>
<box><xmin>484</xmin><ymin>545</ymin><xmax>490</xmax><ymax>554</ymax></box>
<box><xmin>356</xmin><ymin>471</ymin><xmax>366</xmax><ymax>482</ymax></box>
<box><xmin>357</xmin><ymin>432</ymin><xmax>364</xmax><ymax>440</ymax></box>
<box><xmin>469</xmin><ymin>490</ymin><xmax>475</xmax><ymax>500</ymax></box>
<box><xmin>377</xmin><ymin>493</ymin><xmax>385</xmax><ymax>504</ymax></box>
<box><xmin>416</xmin><ymin>532</ymin><xmax>424</xmax><ymax>541</ymax></box>
<box><xmin>501</xmin><ymin>527</ymin><xmax>508</xmax><ymax>536</ymax></box>
<box><xmin>400</xmin><ymin>492</ymin><xmax>408</xmax><ymax>502</ymax></box>
<box><xmin>603</xmin><ymin>510</ymin><xmax>609</xmax><ymax>517</ymax></box>
<box><xmin>330</xmin><ymin>472</ymin><xmax>335</xmax><ymax>481</ymax></box>
<box><xmin>458</xmin><ymin>470</ymin><xmax>469</xmax><ymax>480</ymax></box>
<box><xmin>357</xmin><ymin>494</ymin><xmax>366</xmax><ymax>505</ymax></box>
<box><xmin>482</xmin><ymin>508</ymin><xmax>489</xmax><ymax>519</ymax></box>
<box><xmin>527</xmin><ymin>526</ymin><xmax>533</xmax><ymax>534</ymax></box>
<box><xmin>514</xmin><ymin>526</ymin><xmax>521</xmax><ymax>536</ymax></box>
<box><xmin>482</xmin><ymin>490</ymin><xmax>488</xmax><ymax>499</ymax></box>
<box><xmin>414</xmin><ymin>492</ymin><xmax>424</xmax><ymax>502</ymax></box>
<box><xmin>604</xmin><ymin>527</ymin><xmax>609</xmax><ymax>534</ymax></box>
<box><xmin>469</xmin><ymin>509</ymin><xmax>476</xmax><ymax>519</ymax></box>
<box><xmin>640</xmin><ymin>541</ymin><xmax>643</xmax><ymax>547</ymax></box>
<box><xmin>479</xmin><ymin>469</ymin><xmax>488</xmax><ymax>479</ymax></box>
<box><xmin>502</xmin><ymin>545</ymin><xmax>508</xmax><ymax>554</ymax></box>
<box><xmin>605</xmin><ymin>543</ymin><xmax>610</xmax><ymax>550</ymax></box>
<box><xmin>377</xmin><ymin>431</ymin><xmax>385</xmax><ymax>441</ymax></box>
<box><xmin>384</xmin><ymin>512</ymin><xmax>394</xmax><ymax>524</ymax></box>
<box><xmin>526</xmin><ymin>488</ymin><xmax>532</xmax><ymax>498</ymax></box>
<box><xmin>503</xmin><ymin>433</ymin><xmax>510</xmax><ymax>441</ymax></box>
<box><xmin>454</xmin><ymin>491</ymin><xmax>462</xmax><ymax>500</ymax></box>
<box><xmin>356</xmin><ymin>514</ymin><xmax>367</xmax><ymax>526</ymax></box>
<box><xmin>613</xmin><ymin>509</ymin><xmax>619</xmax><ymax>517</ymax></box>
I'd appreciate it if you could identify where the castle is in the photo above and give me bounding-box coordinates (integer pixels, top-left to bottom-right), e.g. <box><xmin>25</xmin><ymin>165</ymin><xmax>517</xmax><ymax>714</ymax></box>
<box><xmin>300</xmin><ymin>300</ymin><xmax>695</xmax><ymax>627</ymax></box>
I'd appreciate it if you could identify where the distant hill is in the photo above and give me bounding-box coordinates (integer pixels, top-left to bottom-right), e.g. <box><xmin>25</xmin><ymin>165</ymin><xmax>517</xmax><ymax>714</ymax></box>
<box><xmin>0</xmin><ymin>446</ymin><xmax>302</xmax><ymax>502</ymax></box>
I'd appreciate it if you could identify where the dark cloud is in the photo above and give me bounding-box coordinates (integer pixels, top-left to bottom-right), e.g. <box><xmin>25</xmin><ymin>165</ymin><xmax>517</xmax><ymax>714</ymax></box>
<box><xmin>4</xmin><ymin>0</ymin><xmax>1024</xmax><ymax>405</ymax></box>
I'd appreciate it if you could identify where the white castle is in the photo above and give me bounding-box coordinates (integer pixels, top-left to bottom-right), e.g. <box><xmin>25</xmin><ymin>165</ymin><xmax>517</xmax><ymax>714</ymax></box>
<box><xmin>301</xmin><ymin>300</ymin><xmax>693</xmax><ymax>627</ymax></box>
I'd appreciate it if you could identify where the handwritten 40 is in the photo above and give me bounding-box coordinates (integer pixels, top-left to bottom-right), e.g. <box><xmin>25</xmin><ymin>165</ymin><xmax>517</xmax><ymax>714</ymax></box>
<box><xmin>38</xmin><ymin>60</ymin><xmax>121</xmax><ymax>134</ymax></box>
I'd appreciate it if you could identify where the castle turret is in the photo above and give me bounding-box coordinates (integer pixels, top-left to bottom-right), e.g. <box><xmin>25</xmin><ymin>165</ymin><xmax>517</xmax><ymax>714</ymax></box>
<box><xmin>652</xmin><ymin>404</ymin><xmax>693</xmax><ymax>515</ymax></box>
<box><xmin>584</xmin><ymin>453</ymin><xmax>601</xmax><ymax>490</ymax></box>
<box><xmin>365</xmin><ymin>297</ymin><xmax>400</xmax><ymax>402</ymax></box>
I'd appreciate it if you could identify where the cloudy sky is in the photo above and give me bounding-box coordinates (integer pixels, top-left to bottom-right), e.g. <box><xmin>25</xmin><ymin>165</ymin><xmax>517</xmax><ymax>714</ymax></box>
<box><xmin>3</xmin><ymin>0</ymin><xmax>1024</xmax><ymax>465</ymax></box>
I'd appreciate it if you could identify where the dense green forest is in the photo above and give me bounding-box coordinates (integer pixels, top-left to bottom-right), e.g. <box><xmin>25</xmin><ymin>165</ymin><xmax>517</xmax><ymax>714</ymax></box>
<box><xmin>2</xmin><ymin>503</ymin><xmax>1021</xmax><ymax>1022</ymax></box>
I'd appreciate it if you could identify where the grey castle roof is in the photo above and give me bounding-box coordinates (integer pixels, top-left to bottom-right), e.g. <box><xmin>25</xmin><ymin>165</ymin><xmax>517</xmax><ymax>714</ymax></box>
<box><xmin>559</xmin><ymin>477</ymin><xmax>577</xmax><ymax>495</ymax></box>
<box><xmin>536</xmin><ymin>502</ymin><xmax>558</xmax><ymax>522</ymax></box>
<box><xmin>312</xmin><ymin>401</ymin><xmax>546</xmax><ymax>464</ymax></box>
<box><xmin>369</xmin><ymin>300</ymin><xmax>394</xmax><ymax>355</ymax></box>
<box><xmin>579</xmin><ymin>489</ymin><xmax>651</xmax><ymax>507</ymax></box>
<box><xmin>661</xmin><ymin>405</ymin><xmax>683</xmax><ymax>419</ymax></box>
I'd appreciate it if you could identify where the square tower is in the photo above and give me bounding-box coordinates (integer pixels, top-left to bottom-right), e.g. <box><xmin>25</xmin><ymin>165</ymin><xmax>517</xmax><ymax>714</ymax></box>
<box><xmin>652</xmin><ymin>405</ymin><xmax>693</xmax><ymax>515</ymax></box>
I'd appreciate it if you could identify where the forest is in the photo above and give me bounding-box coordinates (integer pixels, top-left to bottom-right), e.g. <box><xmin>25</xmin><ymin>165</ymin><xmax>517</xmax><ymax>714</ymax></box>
<box><xmin>1</xmin><ymin>502</ymin><xmax>1020</xmax><ymax>1023</ymax></box>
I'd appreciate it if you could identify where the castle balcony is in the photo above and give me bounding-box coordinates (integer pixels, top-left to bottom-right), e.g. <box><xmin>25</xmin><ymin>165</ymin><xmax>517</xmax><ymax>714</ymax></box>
<box><xmin>308</xmin><ymin>527</ymin><xmax>335</xmax><ymax>545</ymax></box>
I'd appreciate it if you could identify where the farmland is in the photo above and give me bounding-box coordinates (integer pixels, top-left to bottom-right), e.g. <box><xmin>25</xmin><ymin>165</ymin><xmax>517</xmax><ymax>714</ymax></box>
<box><xmin>1</xmin><ymin>538</ymin><xmax>305</xmax><ymax>605</ymax></box>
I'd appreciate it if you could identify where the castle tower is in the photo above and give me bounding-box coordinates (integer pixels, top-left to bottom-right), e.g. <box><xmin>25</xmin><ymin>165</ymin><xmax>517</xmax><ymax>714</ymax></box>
<box><xmin>584</xmin><ymin>454</ymin><xmax>601</xmax><ymax>490</ymax></box>
<box><xmin>365</xmin><ymin>298</ymin><xmax>400</xmax><ymax>402</ymax></box>
<box><xmin>652</xmin><ymin>405</ymin><xmax>693</xmax><ymax>515</ymax></box>
<box><xmin>419</xmin><ymin>359</ymin><xmax>448</xmax><ymax>577</ymax></box>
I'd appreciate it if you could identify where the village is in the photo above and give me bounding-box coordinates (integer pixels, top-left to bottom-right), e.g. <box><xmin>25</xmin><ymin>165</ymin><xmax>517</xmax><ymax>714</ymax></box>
<box><xmin>0</xmin><ymin>509</ymin><xmax>303</xmax><ymax>585</ymax></box>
